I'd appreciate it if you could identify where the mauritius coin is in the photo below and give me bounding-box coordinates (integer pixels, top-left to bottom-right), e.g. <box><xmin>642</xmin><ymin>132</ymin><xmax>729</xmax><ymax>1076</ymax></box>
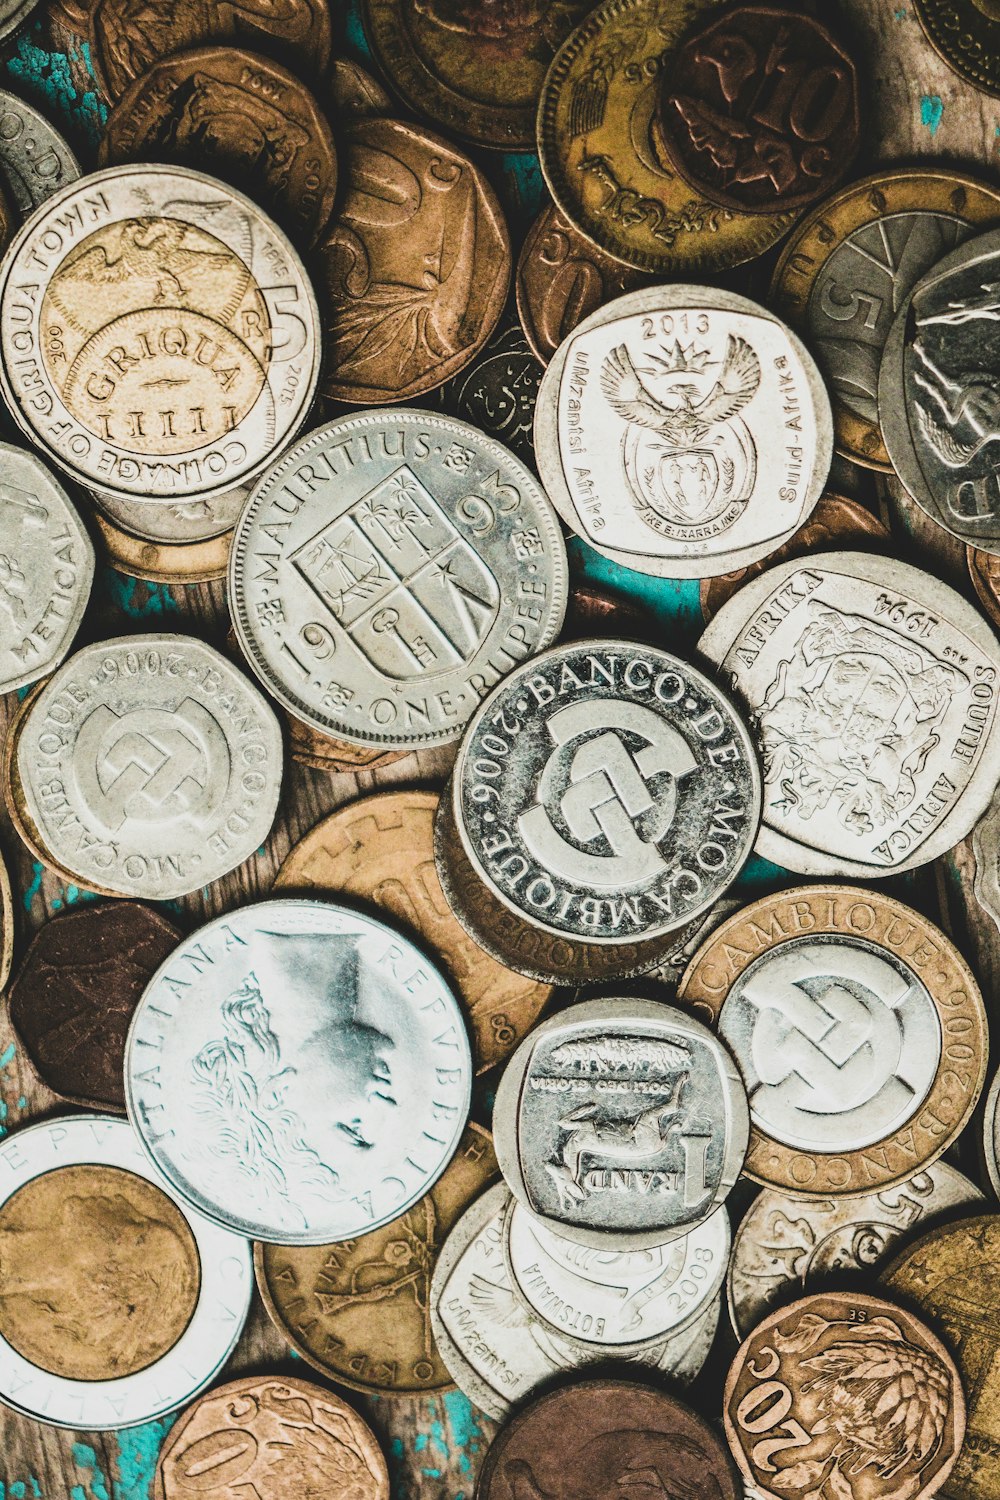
<box><xmin>493</xmin><ymin>998</ymin><xmax>748</xmax><ymax>1250</ymax></box>
<box><xmin>0</xmin><ymin>90</ymin><xmax>79</xmax><ymax>216</ymax></box>
<box><xmin>0</xmin><ymin>442</ymin><xmax>94</xmax><ymax>693</ymax></box>
<box><xmin>0</xmin><ymin>164</ymin><xmax>320</xmax><ymax>505</ymax></box>
<box><xmin>728</xmin><ymin>1163</ymin><xmax>984</xmax><ymax>1338</ymax></box>
<box><xmin>536</xmin><ymin>286</ymin><xmax>832</xmax><ymax>579</ymax></box>
<box><xmin>724</xmin><ymin>1291</ymin><xmax>964</xmax><ymax>1500</ymax></box>
<box><xmin>319</xmin><ymin>117</ymin><xmax>509</xmax><ymax>404</ymax></box>
<box><xmin>677</xmin><ymin>886</ymin><xmax>989</xmax><ymax>1196</ymax></box>
<box><xmin>697</xmin><ymin>551</ymin><xmax>1000</xmax><ymax>876</ymax></box>
<box><xmin>126</xmin><ymin>900</ymin><xmax>473</xmax><ymax>1244</ymax></box>
<box><xmin>913</xmin><ymin>0</ymin><xmax>1000</xmax><ymax>97</ymax></box>
<box><xmin>538</xmin><ymin>0</ymin><xmax>795</xmax><ymax>276</ymax></box>
<box><xmin>155</xmin><ymin>1375</ymin><xmax>388</xmax><ymax>1500</ymax></box>
<box><xmin>0</xmin><ymin>1114</ymin><xmax>251</xmax><ymax>1430</ymax></box>
<box><xmin>983</xmin><ymin>1068</ymin><xmax>1000</xmax><ymax>1200</ymax></box>
<box><xmin>230</xmin><ymin>410</ymin><xmax>567</xmax><ymax>750</ymax></box>
<box><xmin>273</xmin><ymin>791</ymin><xmax>553</xmax><ymax>1071</ymax></box>
<box><xmin>99</xmin><ymin>48</ymin><xmax>338</xmax><ymax>248</ymax></box>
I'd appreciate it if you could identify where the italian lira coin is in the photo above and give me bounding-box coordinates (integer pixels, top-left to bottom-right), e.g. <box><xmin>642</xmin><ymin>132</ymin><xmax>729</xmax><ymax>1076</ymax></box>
<box><xmin>493</xmin><ymin>998</ymin><xmax>748</xmax><ymax>1250</ymax></box>
<box><xmin>450</xmin><ymin>639</ymin><xmax>761</xmax><ymax>948</ymax></box>
<box><xmin>0</xmin><ymin>164</ymin><xmax>320</xmax><ymax>505</ymax></box>
<box><xmin>983</xmin><ymin>1068</ymin><xmax>1000</xmax><ymax>1200</ymax></box>
<box><xmin>697</xmin><ymin>550</ymin><xmax>1000</xmax><ymax>875</ymax></box>
<box><xmin>534</xmin><ymin>286</ymin><xmax>832</xmax><ymax>579</ymax></box>
<box><xmin>0</xmin><ymin>440</ymin><xmax>93</xmax><ymax>693</ymax></box>
<box><xmin>0</xmin><ymin>1114</ymin><xmax>251</xmax><ymax>1430</ymax></box>
<box><xmin>230</xmin><ymin>411</ymin><xmax>568</xmax><ymax>749</ymax></box>
<box><xmin>15</xmin><ymin>634</ymin><xmax>283</xmax><ymax>899</ymax></box>
<box><xmin>0</xmin><ymin>90</ymin><xmax>80</xmax><ymax>215</ymax></box>
<box><xmin>126</xmin><ymin>900</ymin><xmax>474</xmax><ymax>1244</ymax></box>
<box><xmin>727</xmin><ymin>1163</ymin><xmax>984</xmax><ymax>1337</ymax></box>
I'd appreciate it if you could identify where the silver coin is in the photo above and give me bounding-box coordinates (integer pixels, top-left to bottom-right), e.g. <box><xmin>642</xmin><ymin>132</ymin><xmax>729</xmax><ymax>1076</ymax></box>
<box><xmin>493</xmin><ymin>997</ymin><xmax>748</xmax><ymax>1250</ymax></box>
<box><xmin>983</xmin><ymin>1068</ymin><xmax>1000</xmax><ymax>1200</ymax></box>
<box><xmin>0</xmin><ymin>0</ymin><xmax>39</xmax><ymax>45</ymax></box>
<box><xmin>451</xmin><ymin>639</ymin><xmax>761</xmax><ymax>945</ymax></box>
<box><xmin>641</xmin><ymin>897</ymin><xmax>742</xmax><ymax>990</ymax></box>
<box><xmin>0</xmin><ymin>439</ymin><xmax>93</xmax><ymax>693</ymax></box>
<box><xmin>534</xmin><ymin>285</ymin><xmax>832</xmax><ymax>580</ymax></box>
<box><xmin>697</xmin><ymin>549</ymin><xmax>1000</xmax><ymax>875</ymax></box>
<box><xmin>0</xmin><ymin>164</ymin><xmax>320</xmax><ymax>504</ymax></box>
<box><xmin>0</xmin><ymin>1114</ymin><xmax>251</xmax><ymax>1430</ymax></box>
<box><xmin>429</xmin><ymin>1184</ymin><xmax>719</xmax><ymax>1421</ymax></box>
<box><xmin>503</xmin><ymin>1197</ymin><xmax>729</xmax><ymax>1349</ymax></box>
<box><xmin>728</xmin><ymin>1163</ymin><xmax>983</xmax><ymax>1338</ymax></box>
<box><xmin>126</xmin><ymin>900</ymin><xmax>473</xmax><ymax>1244</ymax></box>
<box><xmin>16</xmin><ymin>633</ymin><xmax>283</xmax><ymax>899</ymax></box>
<box><xmin>230</xmin><ymin>410</ymin><xmax>568</xmax><ymax>750</ymax></box>
<box><xmin>0</xmin><ymin>91</ymin><xmax>79</xmax><ymax>217</ymax></box>
<box><xmin>88</xmin><ymin>478</ymin><xmax>249</xmax><ymax>543</ymax></box>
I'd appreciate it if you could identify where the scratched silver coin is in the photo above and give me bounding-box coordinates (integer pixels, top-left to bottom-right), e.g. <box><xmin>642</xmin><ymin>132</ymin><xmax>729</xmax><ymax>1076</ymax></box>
<box><xmin>126</xmin><ymin>900</ymin><xmax>474</xmax><ymax>1244</ymax></box>
<box><xmin>493</xmin><ymin>997</ymin><xmax>748</xmax><ymax>1250</ymax></box>
<box><xmin>0</xmin><ymin>89</ymin><xmax>79</xmax><ymax>215</ymax></box>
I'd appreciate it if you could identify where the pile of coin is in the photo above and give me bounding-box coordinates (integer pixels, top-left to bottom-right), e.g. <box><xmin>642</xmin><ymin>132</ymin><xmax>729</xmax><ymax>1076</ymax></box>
<box><xmin>1</xmin><ymin>0</ymin><xmax>1000</xmax><ymax>1497</ymax></box>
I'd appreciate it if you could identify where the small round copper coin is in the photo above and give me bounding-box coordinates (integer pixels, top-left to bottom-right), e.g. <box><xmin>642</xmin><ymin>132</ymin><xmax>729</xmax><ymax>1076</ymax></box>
<box><xmin>724</xmin><ymin>1291</ymin><xmax>964</xmax><ymax>1500</ymax></box>
<box><xmin>968</xmin><ymin>545</ymin><xmax>1000</xmax><ymax>632</ymax></box>
<box><xmin>155</xmin><ymin>1375</ymin><xmax>390</xmax><ymax>1500</ymax></box>
<box><xmin>477</xmin><ymin>1379</ymin><xmax>740</xmax><ymax>1500</ymax></box>
<box><xmin>99</xmin><ymin>47</ymin><xmax>337</xmax><ymax>248</ymax></box>
<box><xmin>657</xmin><ymin>6</ymin><xmax>861</xmax><ymax>215</ymax></box>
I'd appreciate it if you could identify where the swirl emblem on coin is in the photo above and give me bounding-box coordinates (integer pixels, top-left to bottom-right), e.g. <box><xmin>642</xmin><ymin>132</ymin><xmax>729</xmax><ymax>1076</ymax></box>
<box><xmin>74</xmin><ymin>698</ymin><xmax>228</xmax><ymax>832</ymax></box>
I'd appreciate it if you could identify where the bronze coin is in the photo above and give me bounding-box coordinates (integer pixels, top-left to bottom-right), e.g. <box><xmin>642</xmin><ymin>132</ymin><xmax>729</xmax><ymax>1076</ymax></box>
<box><xmin>0</xmin><ymin>844</ymin><xmax>12</xmax><ymax>995</ymax></box>
<box><xmin>477</xmin><ymin>1379</ymin><xmax>740</xmax><ymax>1500</ymax></box>
<box><xmin>0</xmin><ymin>1162</ymin><xmax>201</xmax><ymax>1381</ymax></box>
<box><xmin>700</xmin><ymin>495</ymin><xmax>888</xmax><ymax>621</ymax></box>
<box><xmin>914</xmin><ymin>0</ymin><xmax>1000</xmax><ymax>97</ymax></box>
<box><xmin>968</xmin><ymin>544</ymin><xmax>1000</xmax><ymax>631</ymax></box>
<box><xmin>255</xmin><ymin>1122</ymin><xmax>499</xmax><ymax>1394</ymax></box>
<box><xmin>317</xmin><ymin>115</ymin><xmax>510</xmax><ymax>403</ymax></box>
<box><xmin>328</xmin><ymin>56</ymin><xmax>391</xmax><ymax>119</ymax></box>
<box><xmin>656</xmin><ymin>6</ymin><xmax>861</xmax><ymax>216</ymax></box>
<box><xmin>724</xmin><ymin>1291</ymin><xmax>964</xmax><ymax>1500</ymax></box>
<box><xmin>564</xmin><ymin>584</ymin><xmax>654</xmax><ymax>640</ymax></box>
<box><xmin>94</xmin><ymin>509</ymin><xmax>232</xmax><ymax>584</ymax></box>
<box><xmin>286</xmin><ymin>712</ymin><xmax>408</xmax><ymax>772</ymax></box>
<box><xmin>432</xmin><ymin>320</ymin><xmax>541</xmax><ymax>466</ymax></box>
<box><xmin>156</xmin><ymin>1374</ymin><xmax>390</xmax><ymax>1499</ymax></box>
<box><xmin>99</xmin><ymin>46</ymin><xmax>338</xmax><ymax>248</ymax></box>
<box><xmin>7</xmin><ymin>900</ymin><xmax>182</xmax><ymax>1112</ymax></box>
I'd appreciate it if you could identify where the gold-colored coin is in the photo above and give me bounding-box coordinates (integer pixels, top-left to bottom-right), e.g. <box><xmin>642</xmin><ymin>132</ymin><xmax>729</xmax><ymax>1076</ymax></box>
<box><xmin>537</xmin><ymin>0</ymin><xmax>795</xmax><ymax>274</ymax></box>
<box><xmin>770</xmin><ymin>168</ymin><xmax>1000</xmax><ymax>469</ymax></box>
<box><xmin>913</xmin><ymin>0</ymin><xmax>1000</xmax><ymax>98</ymax></box>
<box><xmin>0</xmin><ymin>843</ymin><xmax>12</xmax><ymax>994</ymax></box>
<box><xmin>93</xmin><ymin>509</ymin><xmax>231</xmax><ymax>583</ymax></box>
<box><xmin>255</xmin><ymin>1122</ymin><xmax>498</xmax><ymax>1394</ymax></box>
<box><xmin>677</xmin><ymin>885</ymin><xmax>988</xmax><ymax>1195</ymax></box>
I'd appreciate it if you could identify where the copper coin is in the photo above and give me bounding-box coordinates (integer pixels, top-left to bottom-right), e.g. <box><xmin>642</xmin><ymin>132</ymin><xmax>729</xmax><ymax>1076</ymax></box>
<box><xmin>564</xmin><ymin>584</ymin><xmax>653</xmax><ymax>640</ymax></box>
<box><xmin>914</xmin><ymin>0</ymin><xmax>1000</xmax><ymax>98</ymax></box>
<box><xmin>273</xmin><ymin>790</ymin><xmax>553</xmax><ymax>1070</ymax></box>
<box><xmin>700</xmin><ymin>495</ymin><xmax>888</xmax><ymax>621</ymax></box>
<box><xmin>0</xmin><ymin>844</ymin><xmax>12</xmax><ymax>995</ymax></box>
<box><xmin>155</xmin><ymin>1374</ymin><xmax>390</xmax><ymax>1500</ymax></box>
<box><xmin>516</xmin><ymin>201</ymin><xmax>646</xmax><ymax>365</ymax></box>
<box><xmin>93</xmin><ymin>510</ymin><xmax>231</xmax><ymax>584</ymax></box>
<box><xmin>85</xmin><ymin>0</ymin><xmax>333</xmax><ymax>102</ymax></box>
<box><xmin>328</xmin><ymin>56</ymin><xmax>391</xmax><ymax>119</ymax></box>
<box><xmin>477</xmin><ymin>1379</ymin><xmax>740</xmax><ymax>1500</ymax></box>
<box><xmin>724</xmin><ymin>1291</ymin><xmax>964</xmax><ymax>1500</ymax></box>
<box><xmin>968</xmin><ymin>545</ymin><xmax>1000</xmax><ymax>631</ymax></box>
<box><xmin>656</xmin><ymin>6</ymin><xmax>860</xmax><ymax>216</ymax></box>
<box><xmin>255</xmin><ymin>1121</ymin><xmax>499</xmax><ymax>1393</ymax></box>
<box><xmin>317</xmin><ymin>116</ymin><xmax>510</xmax><ymax>403</ymax></box>
<box><xmin>7</xmin><ymin>901</ymin><xmax>181</xmax><ymax>1112</ymax></box>
<box><xmin>286</xmin><ymin>714</ymin><xmax>408</xmax><ymax>772</ymax></box>
<box><xmin>99</xmin><ymin>47</ymin><xmax>337</xmax><ymax>248</ymax></box>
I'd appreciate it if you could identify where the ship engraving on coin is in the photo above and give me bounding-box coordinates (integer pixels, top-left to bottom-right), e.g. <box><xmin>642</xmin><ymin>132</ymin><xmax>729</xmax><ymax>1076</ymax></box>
<box><xmin>0</xmin><ymin>89</ymin><xmax>80</xmax><ymax>215</ymax></box>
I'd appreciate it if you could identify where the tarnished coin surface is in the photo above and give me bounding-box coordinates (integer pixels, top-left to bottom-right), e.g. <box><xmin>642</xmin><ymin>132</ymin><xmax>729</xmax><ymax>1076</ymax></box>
<box><xmin>0</xmin><ymin>0</ymin><xmax>40</xmax><ymax>43</ymax></box>
<box><xmin>15</xmin><ymin>635</ymin><xmax>283</xmax><ymax>899</ymax></box>
<box><xmin>0</xmin><ymin>164</ymin><xmax>320</xmax><ymax>504</ymax></box>
<box><xmin>728</xmin><ymin>1163</ymin><xmax>984</xmax><ymax>1338</ymax></box>
<box><xmin>770</xmin><ymin>170</ymin><xmax>1000</xmax><ymax>469</ymax></box>
<box><xmin>328</xmin><ymin>57</ymin><xmax>391</xmax><ymax>119</ymax></box>
<box><xmin>493</xmin><ymin>998</ymin><xmax>748</xmax><ymax>1249</ymax></box>
<box><xmin>433</xmin><ymin>322</ymin><xmax>542</xmax><ymax>468</ymax></box>
<box><xmin>319</xmin><ymin>117</ymin><xmax>509</xmax><ymax>404</ymax></box>
<box><xmin>285</xmin><ymin>715</ymin><xmax>407</xmax><ymax>773</ymax></box>
<box><xmin>697</xmin><ymin>550</ymin><xmax>1000</xmax><ymax>876</ymax></box>
<box><xmin>126</xmin><ymin>900</ymin><xmax>473</xmax><ymax>1244</ymax></box>
<box><xmin>0</xmin><ymin>90</ymin><xmax>80</xmax><ymax>215</ymax></box>
<box><xmin>0</xmin><ymin>441</ymin><xmax>94</xmax><ymax>693</ymax></box>
<box><xmin>451</xmin><ymin>640</ymin><xmax>761</xmax><ymax>946</ymax></box>
<box><xmin>99</xmin><ymin>47</ymin><xmax>338</xmax><ymax>248</ymax></box>
<box><xmin>983</xmin><ymin>1068</ymin><xmax>1000</xmax><ymax>1200</ymax></box>
<box><xmin>968</xmin><ymin>543</ymin><xmax>1000</xmax><ymax>630</ymax></box>
<box><xmin>230</xmin><ymin>411</ymin><xmax>567</xmax><ymax>750</ymax></box>
<box><xmin>677</xmin><ymin>886</ymin><xmax>988</xmax><ymax>1196</ymax></box>
<box><xmin>913</xmin><ymin>0</ymin><xmax>1000</xmax><ymax>97</ymax></box>
<box><xmin>0</xmin><ymin>1115</ymin><xmax>251</xmax><ymax>1430</ymax></box>
<box><xmin>273</xmin><ymin>791</ymin><xmax>553</xmax><ymax>1071</ymax></box>
<box><xmin>92</xmin><ymin>512</ymin><xmax>232</xmax><ymax>584</ymax></box>
<box><xmin>155</xmin><ymin>1375</ymin><xmax>389</xmax><ymax>1500</ymax></box>
<box><xmin>724</xmin><ymin>1291</ymin><xmax>964</xmax><ymax>1500</ymax></box>
<box><xmin>0</xmin><ymin>845</ymin><xmax>11</xmax><ymax>995</ymax></box>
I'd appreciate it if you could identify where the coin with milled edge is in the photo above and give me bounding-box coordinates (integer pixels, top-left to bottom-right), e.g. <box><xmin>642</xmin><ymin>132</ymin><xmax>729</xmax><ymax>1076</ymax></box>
<box><xmin>728</xmin><ymin>1163</ymin><xmax>984</xmax><ymax>1338</ymax></box>
<box><xmin>231</xmin><ymin>411</ymin><xmax>567</xmax><ymax>750</ymax></box>
<box><xmin>677</xmin><ymin>886</ymin><xmax>988</xmax><ymax>1196</ymax></box>
<box><xmin>698</xmin><ymin>550</ymin><xmax>1000</xmax><ymax>876</ymax></box>
<box><xmin>15</xmin><ymin>634</ymin><xmax>283</xmax><ymax>900</ymax></box>
<box><xmin>0</xmin><ymin>90</ymin><xmax>79</xmax><ymax>216</ymax></box>
<box><xmin>983</xmin><ymin>1069</ymin><xmax>1000</xmax><ymax>1200</ymax></box>
<box><xmin>493</xmin><ymin>998</ymin><xmax>748</xmax><ymax>1250</ymax></box>
<box><xmin>92</xmin><ymin>512</ymin><xmax>232</xmax><ymax>584</ymax></box>
<box><xmin>126</xmin><ymin>900</ymin><xmax>473</xmax><ymax>1244</ymax></box>
<box><xmin>913</xmin><ymin>0</ymin><xmax>1000</xmax><ymax>98</ymax></box>
<box><xmin>0</xmin><ymin>164</ymin><xmax>320</xmax><ymax>505</ymax></box>
<box><xmin>0</xmin><ymin>1114</ymin><xmax>251</xmax><ymax>1430</ymax></box>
